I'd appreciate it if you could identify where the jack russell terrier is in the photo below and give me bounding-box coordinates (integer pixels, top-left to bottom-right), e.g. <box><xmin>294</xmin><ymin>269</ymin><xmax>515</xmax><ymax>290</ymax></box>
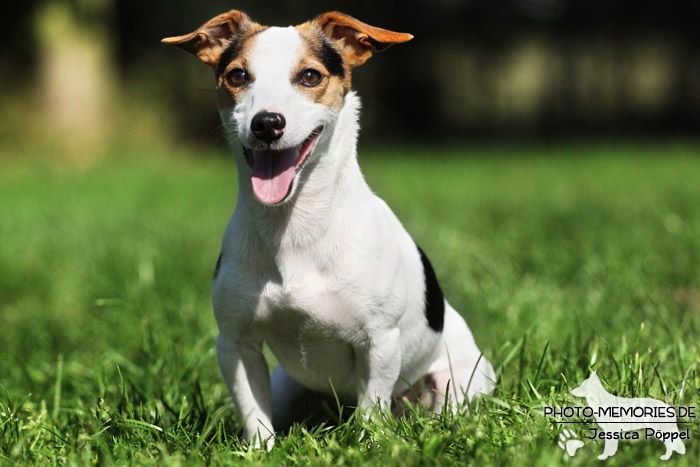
<box><xmin>163</xmin><ymin>10</ymin><xmax>495</xmax><ymax>449</ymax></box>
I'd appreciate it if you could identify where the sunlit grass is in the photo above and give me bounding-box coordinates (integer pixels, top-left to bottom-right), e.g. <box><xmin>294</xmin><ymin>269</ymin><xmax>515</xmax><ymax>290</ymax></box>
<box><xmin>1</xmin><ymin>142</ymin><xmax>699</xmax><ymax>464</ymax></box>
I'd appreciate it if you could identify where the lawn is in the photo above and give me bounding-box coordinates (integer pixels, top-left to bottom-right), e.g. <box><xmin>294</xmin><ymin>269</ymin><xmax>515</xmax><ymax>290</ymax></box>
<box><xmin>1</xmin><ymin>142</ymin><xmax>699</xmax><ymax>465</ymax></box>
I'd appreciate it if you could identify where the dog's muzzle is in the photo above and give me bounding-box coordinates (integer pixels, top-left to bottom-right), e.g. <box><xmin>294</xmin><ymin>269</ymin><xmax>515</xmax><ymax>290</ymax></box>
<box><xmin>243</xmin><ymin>126</ymin><xmax>323</xmax><ymax>205</ymax></box>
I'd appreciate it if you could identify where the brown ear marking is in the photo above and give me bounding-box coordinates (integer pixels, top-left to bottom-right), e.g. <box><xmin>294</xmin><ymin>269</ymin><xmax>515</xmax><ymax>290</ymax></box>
<box><xmin>314</xmin><ymin>12</ymin><xmax>413</xmax><ymax>66</ymax></box>
<box><xmin>161</xmin><ymin>10</ymin><xmax>253</xmax><ymax>67</ymax></box>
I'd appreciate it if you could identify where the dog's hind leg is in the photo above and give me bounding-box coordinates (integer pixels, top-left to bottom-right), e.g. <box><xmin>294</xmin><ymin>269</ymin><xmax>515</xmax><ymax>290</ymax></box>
<box><xmin>426</xmin><ymin>304</ymin><xmax>495</xmax><ymax>412</ymax></box>
<box><xmin>392</xmin><ymin>373</ymin><xmax>442</xmax><ymax>415</ymax></box>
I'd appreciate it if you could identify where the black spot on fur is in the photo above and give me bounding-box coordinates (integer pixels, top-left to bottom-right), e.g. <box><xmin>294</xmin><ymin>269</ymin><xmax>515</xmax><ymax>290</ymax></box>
<box><xmin>417</xmin><ymin>245</ymin><xmax>444</xmax><ymax>332</ymax></box>
<box><xmin>213</xmin><ymin>253</ymin><xmax>222</xmax><ymax>280</ymax></box>
<box><xmin>318</xmin><ymin>41</ymin><xmax>345</xmax><ymax>78</ymax></box>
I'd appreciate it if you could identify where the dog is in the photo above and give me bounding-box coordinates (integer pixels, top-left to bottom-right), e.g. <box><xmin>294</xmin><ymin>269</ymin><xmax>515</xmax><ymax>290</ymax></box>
<box><xmin>572</xmin><ymin>371</ymin><xmax>686</xmax><ymax>460</ymax></box>
<box><xmin>163</xmin><ymin>10</ymin><xmax>495</xmax><ymax>449</ymax></box>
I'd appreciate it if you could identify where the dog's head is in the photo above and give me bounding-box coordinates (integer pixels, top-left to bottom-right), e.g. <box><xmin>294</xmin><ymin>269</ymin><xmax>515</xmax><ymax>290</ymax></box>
<box><xmin>163</xmin><ymin>11</ymin><xmax>412</xmax><ymax>205</ymax></box>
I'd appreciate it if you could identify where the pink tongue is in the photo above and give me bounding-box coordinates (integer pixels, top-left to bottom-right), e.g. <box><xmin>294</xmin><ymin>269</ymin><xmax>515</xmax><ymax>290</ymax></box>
<box><xmin>250</xmin><ymin>148</ymin><xmax>297</xmax><ymax>204</ymax></box>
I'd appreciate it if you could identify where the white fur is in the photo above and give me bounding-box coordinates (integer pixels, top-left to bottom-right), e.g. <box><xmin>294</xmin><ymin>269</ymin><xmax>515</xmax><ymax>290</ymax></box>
<box><xmin>213</xmin><ymin>26</ymin><xmax>495</xmax><ymax>449</ymax></box>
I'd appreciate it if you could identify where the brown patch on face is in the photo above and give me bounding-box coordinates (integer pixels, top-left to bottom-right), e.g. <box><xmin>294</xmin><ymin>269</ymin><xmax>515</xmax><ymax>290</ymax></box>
<box><xmin>162</xmin><ymin>11</ymin><xmax>268</xmax><ymax>109</ymax></box>
<box><xmin>215</xmin><ymin>26</ymin><xmax>267</xmax><ymax>105</ymax></box>
<box><xmin>294</xmin><ymin>22</ymin><xmax>350</xmax><ymax>110</ymax></box>
<box><xmin>315</xmin><ymin>74</ymin><xmax>347</xmax><ymax>110</ymax></box>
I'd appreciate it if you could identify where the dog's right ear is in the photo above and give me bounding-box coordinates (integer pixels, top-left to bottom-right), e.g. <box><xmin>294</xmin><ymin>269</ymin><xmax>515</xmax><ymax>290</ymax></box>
<box><xmin>161</xmin><ymin>10</ymin><xmax>253</xmax><ymax>67</ymax></box>
<box><xmin>313</xmin><ymin>12</ymin><xmax>413</xmax><ymax>67</ymax></box>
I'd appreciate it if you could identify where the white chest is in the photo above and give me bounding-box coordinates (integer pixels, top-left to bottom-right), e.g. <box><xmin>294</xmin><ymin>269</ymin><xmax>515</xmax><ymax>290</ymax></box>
<box><xmin>254</xmin><ymin>270</ymin><xmax>363</xmax><ymax>396</ymax></box>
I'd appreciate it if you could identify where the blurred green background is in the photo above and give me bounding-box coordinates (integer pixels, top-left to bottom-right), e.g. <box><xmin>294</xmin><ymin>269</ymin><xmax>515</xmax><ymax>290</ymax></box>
<box><xmin>1</xmin><ymin>1</ymin><xmax>699</xmax><ymax>464</ymax></box>
<box><xmin>2</xmin><ymin>0</ymin><xmax>700</xmax><ymax>163</ymax></box>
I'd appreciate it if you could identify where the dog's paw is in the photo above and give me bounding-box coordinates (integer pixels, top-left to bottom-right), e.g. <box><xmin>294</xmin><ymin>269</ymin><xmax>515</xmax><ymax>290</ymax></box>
<box><xmin>558</xmin><ymin>429</ymin><xmax>584</xmax><ymax>457</ymax></box>
<box><xmin>251</xmin><ymin>434</ymin><xmax>275</xmax><ymax>451</ymax></box>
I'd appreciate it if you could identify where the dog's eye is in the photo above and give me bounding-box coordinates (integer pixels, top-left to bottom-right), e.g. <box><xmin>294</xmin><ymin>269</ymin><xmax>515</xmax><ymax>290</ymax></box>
<box><xmin>299</xmin><ymin>69</ymin><xmax>323</xmax><ymax>87</ymax></box>
<box><xmin>227</xmin><ymin>68</ymin><xmax>248</xmax><ymax>87</ymax></box>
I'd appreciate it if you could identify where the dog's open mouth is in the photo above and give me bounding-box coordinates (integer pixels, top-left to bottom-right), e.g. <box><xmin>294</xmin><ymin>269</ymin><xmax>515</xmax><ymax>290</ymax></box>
<box><xmin>243</xmin><ymin>126</ymin><xmax>323</xmax><ymax>205</ymax></box>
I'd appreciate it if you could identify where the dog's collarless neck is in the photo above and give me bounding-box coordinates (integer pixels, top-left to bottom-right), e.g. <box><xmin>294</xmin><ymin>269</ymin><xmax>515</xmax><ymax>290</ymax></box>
<box><xmin>236</xmin><ymin>92</ymin><xmax>367</xmax><ymax>248</ymax></box>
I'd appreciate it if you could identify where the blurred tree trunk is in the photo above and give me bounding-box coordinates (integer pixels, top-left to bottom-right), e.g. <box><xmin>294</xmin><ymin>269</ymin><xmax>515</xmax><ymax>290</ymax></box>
<box><xmin>34</xmin><ymin>0</ymin><xmax>115</xmax><ymax>164</ymax></box>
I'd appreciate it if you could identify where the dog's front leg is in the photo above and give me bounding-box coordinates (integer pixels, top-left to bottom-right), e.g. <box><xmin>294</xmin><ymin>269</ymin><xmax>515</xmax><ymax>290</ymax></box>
<box><xmin>355</xmin><ymin>327</ymin><xmax>402</xmax><ymax>413</ymax></box>
<box><xmin>216</xmin><ymin>334</ymin><xmax>274</xmax><ymax>449</ymax></box>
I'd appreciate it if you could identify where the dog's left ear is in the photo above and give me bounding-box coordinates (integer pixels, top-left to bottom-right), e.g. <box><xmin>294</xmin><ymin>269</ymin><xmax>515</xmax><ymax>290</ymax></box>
<box><xmin>314</xmin><ymin>12</ymin><xmax>413</xmax><ymax>67</ymax></box>
<box><xmin>161</xmin><ymin>10</ymin><xmax>253</xmax><ymax>67</ymax></box>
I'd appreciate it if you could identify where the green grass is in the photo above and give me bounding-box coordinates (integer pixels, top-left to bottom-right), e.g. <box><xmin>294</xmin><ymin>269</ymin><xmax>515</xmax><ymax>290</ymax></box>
<box><xmin>1</xmin><ymin>142</ymin><xmax>699</xmax><ymax>465</ymax></box>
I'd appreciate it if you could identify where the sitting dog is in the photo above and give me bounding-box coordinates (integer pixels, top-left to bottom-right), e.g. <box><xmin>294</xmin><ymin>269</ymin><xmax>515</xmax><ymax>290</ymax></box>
<box><xmin>163</xmin><ymin>10</ymin><xmax>495</xmax><ymax>448</ymax></box>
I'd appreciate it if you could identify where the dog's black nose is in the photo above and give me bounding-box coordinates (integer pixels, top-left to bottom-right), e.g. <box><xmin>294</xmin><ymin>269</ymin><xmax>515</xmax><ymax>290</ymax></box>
<box><xmin>251</xmin><ymin>111</ymin><xmax>286</xmax><ymax>144</ymax></box>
